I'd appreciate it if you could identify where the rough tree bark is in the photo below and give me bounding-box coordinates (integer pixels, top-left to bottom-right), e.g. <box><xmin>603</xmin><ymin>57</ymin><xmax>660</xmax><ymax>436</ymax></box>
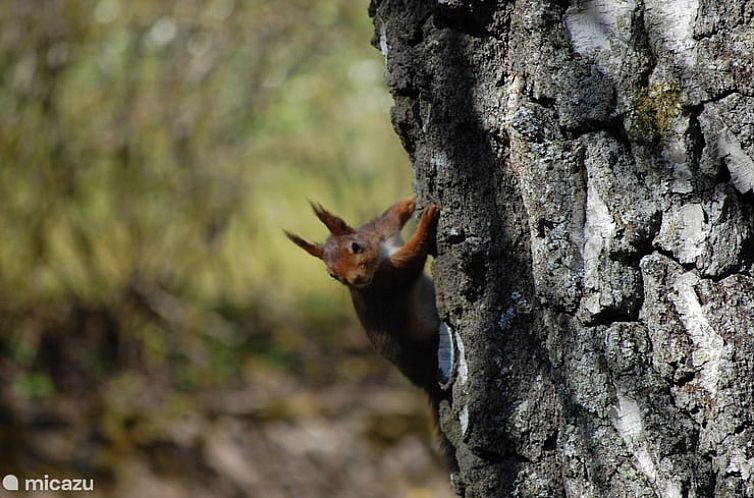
<box><xmin>370</xmin><ymin>0</ymin><xmax>754</xmax><ymax>496</ymax></box>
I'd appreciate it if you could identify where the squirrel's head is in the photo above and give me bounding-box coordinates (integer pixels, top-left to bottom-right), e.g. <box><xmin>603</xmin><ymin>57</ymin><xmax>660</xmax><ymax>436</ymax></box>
<box><xmin>285</xmin><ymin>203</ymin><xmax>381</xmax><ymax>288</ymax></box>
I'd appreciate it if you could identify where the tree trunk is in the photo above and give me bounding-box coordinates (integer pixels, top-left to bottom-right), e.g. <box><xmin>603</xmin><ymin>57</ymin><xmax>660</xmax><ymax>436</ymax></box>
<box><xmin>370</xmin><ymin>0</ymin><xmax>754</xmax><ymax>496</ymax></box>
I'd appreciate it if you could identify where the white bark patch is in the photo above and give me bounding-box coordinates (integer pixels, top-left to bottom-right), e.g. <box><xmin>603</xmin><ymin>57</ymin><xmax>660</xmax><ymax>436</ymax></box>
<box><xmin>635</xmin><ymin>448</ymin><xmax>658</xmax><ymax>482</ymax></box>
<box><xmin>583</xmin><ymin>181</ymin><xmax>615</xmax><ymax>262</ymax></box>
<box><xmin>458</xmin><ymin>405</ymin><xmax>469</xmax><ymax>436</ymax></box>
<box><xmin>422</xmin><ymin>102</ymin><xmax>432</xmax><ymax>134</ymax></box>
<box><xmin>564</xmin><ymin>0</ymin><xmax>635</xmax><ymax>56</ymax></box>
<box><xmin>656</xmin><ymin>203</ymin><xmax>707</xmax><ymax>264</ymax></box>
<box><xmin>674</xmin><ymin>204</ymin><xmax>706</xmax><ymax>263</ymax></box>
<box><xmin>611</xmin><ymin>397</ymin><xmax>685</xmax><ymax>497</ymax></box>
<box><xmin>455</xmin><ymin>331</ymin><xmax>468</xmax><ymax>387</ymax></box>
<box><xmin>582</xmin><ymin>180</ymin><xmax>616</xmax><ymax>313</ymax></box>
<box><xmin>431</xmin><ymin>150</ymin><xmax>450</xmax><ymax>170</ymax></box>
<box><xmin>503</xmin><ymin>75</ymin><xmax>525</xmax><ymax>128</ymax></box>
<box><xmin>437</xmin><ymin>322</ymin><xmax>455</xmax><ymax>388</ymax></box>
<box><xmin>717</xmin><ymin>126</ymin><xmax>754</xmax><ymax>194</ymax></box>
<box><xmin>669</xmin><ymin>272</ymin><xmax>724</xmax><ymax>397</ymax></box>
<box><xmin>564</xmin><ymin>0</ymin><xmax>635</xmax><ymax>78</ymax></box>
<box><xmin>378</xmin><ymin>23</ymin><xmax>388</xmax><ymax>62</ymax></box>
<box><xmin>564</xmin><ymin>2</ymin><xmax>611</xmax><ymax>54</ymax></box>
<box><xmin>612</xmin><ymin>394</ymin><xmax>644</xmax><ymax>442</ymax></box>
<box><xmin>645</xmin><ymin>0</ymin><xmax>698</xmax><ymax>68</ymax></box>
<box><xmin>727</xmin><ymin>449</ymin><xmax>754</xmax><ymax>480</ymax></box>
<box><xmin>664</xmin><ymin>481</ymin><xmax>683</xmax><ymax>498</ymax></box>
<box><xmin>611</xmin><ymin>395</ymin><xmax>663</xmax><ymax>490</ymax></box>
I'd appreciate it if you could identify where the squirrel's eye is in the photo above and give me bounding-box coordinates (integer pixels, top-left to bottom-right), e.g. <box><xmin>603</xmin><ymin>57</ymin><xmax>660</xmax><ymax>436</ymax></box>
<box><xmin>328</xmin><ymin>271</ymin><xmax>338</xmax><ymax>280</ymax></box>
<box><xmin>351</xmin><ymin>242</ymin><xmax>362</xmax><ymax>254</ymax></box>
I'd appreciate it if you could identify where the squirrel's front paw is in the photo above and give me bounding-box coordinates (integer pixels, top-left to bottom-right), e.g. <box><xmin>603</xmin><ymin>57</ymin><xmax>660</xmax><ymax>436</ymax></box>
<box><xmin>419</xmin><ymin>203</ymin><xmax>440</xmax><ymax>256</ymax></box>
<box><xmin>398</xmin><ymin>195</ymin><xmax>416</xmax><ymax>219</ymax></box>
<box><xmin>419</xmin><ymin>203</ymin><xmax>440</xmax><ymax>231</ymax></box>
<box><xmin>420</xmin><ymin>203</ymin><xmax>440</xmax><ymax>226</ymax></box>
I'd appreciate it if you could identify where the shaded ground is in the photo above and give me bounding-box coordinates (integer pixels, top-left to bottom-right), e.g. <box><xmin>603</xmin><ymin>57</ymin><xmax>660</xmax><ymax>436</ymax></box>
<box><xmin>2</xmin><ymin>369</ymin><xmax>453</xmax><ymax>498</ymax></box>
<box><xmin>0</xmin><ymin>283</ymin><xmax>453</xmax><ymax>498</ymax></box>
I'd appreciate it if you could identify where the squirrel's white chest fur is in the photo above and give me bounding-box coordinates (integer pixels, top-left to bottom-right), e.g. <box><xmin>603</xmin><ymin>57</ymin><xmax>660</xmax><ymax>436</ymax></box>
<box><xmin>378</xmin><ymin>235</ymin><xmax>403</xmax><ymax>261</ymax></box>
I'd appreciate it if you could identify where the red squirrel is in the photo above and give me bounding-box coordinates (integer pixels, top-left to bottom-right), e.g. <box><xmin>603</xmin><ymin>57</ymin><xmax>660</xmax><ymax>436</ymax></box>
<box><xmin>285</xmin><ymin>196</ymin><xmax>456</xmax><ymax>470</ymax></box>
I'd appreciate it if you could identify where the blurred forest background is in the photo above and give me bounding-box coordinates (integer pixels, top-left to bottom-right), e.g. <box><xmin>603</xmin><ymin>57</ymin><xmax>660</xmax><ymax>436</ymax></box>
<box><xmin>0</xmin><ymin>1</ymin><xmax>452</xmax><ymax>497</ymax></box>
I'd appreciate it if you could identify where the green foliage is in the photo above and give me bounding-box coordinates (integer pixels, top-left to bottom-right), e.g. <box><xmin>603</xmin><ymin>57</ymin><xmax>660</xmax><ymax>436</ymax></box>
<box><xmin>12</xmin><ymin>371</ymin><xmax>54</xmax><ymax>399</ymax></box>
<box><xmin>0</xmin><ymin>0</ymin><xmax>409</xmax><ymax>395</ymax></box>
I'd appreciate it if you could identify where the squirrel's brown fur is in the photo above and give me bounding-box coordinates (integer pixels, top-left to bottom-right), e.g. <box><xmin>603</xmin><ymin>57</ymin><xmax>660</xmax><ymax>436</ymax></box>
<box><xmin>285</xmin><ymin>196</ymin><xmax>456</xmax><ymax>470</ymax></box>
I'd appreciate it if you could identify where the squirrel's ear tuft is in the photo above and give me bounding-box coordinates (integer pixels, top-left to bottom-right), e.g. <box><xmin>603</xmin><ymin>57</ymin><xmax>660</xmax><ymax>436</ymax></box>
<box><xmin>310</xmin><ymin>202</ymin><xmax>355</xmax><ymax>236</ymax></box>
<box><xmin>284</xmin><ymin>230</ymin><xmax>324</xmax><ymax>259</ymax></box>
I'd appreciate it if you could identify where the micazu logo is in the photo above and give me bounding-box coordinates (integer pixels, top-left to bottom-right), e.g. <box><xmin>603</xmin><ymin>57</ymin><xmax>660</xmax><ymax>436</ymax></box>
<box><xmin>2</xmin><ymin>473</ymin><xmax>94</xmax><ymax>492</ymax></box>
